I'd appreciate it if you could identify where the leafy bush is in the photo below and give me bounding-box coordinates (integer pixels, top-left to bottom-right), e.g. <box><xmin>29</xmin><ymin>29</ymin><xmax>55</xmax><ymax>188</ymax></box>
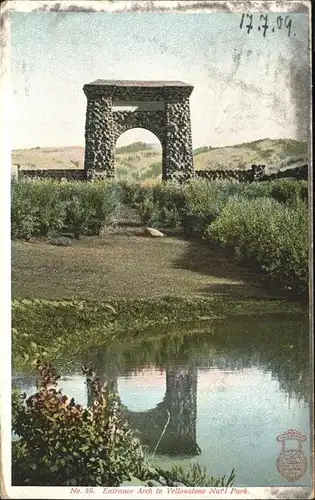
<box><xmin>140</xmin><ymin>162</ymin><xmax>162</xmax><ymax>180</ymax></box>
<box><xmin>136</xmin><ymin>192</ymin><xmax>157</xmax><ymax>225</ymax></box>
<box><xmin>149</xmin><ymin>182</ymin><xmax>186</xmax><ymax>229</ymax></box>
<box><xmin>12</xmin><ymin>178</ymin><xmax>308</xmax><ymax>239</ymax></box>
<box><xmin>234</xmin><ymin>181</ymin><xmax>272</xmax><ymax>200</ymax></box>
<box><xmin>269</xmin><ymin>179</ymin><xmax>308</xmax><ymax>207</ymax></box>
<box><xmin>12</xmin><ymin>361</ymin><xmax>145</xmax><ymax>486</ymax></box>
<box><xmin>30</xmin><ymin>181</ymin><xmax>67</xmax><ymax>235</ymax></box>
<box><xmin>117</xmin><ymin>180</ymin><xmax>151</xmax><ymax>210</ymax></box>
<box><xmin>12</xmin><ymin>325</ymin><xmax>46</xmax><ymax>366</ymax></box>
<box><xmin>121</xmin><ymin>179</ymin><xmax>235</xmax><ymax>232</ymax></box>
<box><xmin>206</xmin><ymin>197</ymin><xmax>309</xmax><ymax>294</ymax></box>
<box><xmin>11</xmin><ymin>182</ymin><xmax>41</xmax><ymax>239</ymax></box>
<box><xmin>61</xmin><ymin>181</ymin><xmax>122</xmax><ymax>236</ymax></box>
<box><xmin>119</xmin><ymin>182</ymin><xmax>183</xmax><ymax>227</ymax></box>
<box><xmin>11</xmin><ymin>180</ymin><xmax>122</xmax><ymax>239</ymax></box>
<box><xmin>180</xmin><ymin>180</ymin><xmax>237</xmax><ymax>236</ymax></box>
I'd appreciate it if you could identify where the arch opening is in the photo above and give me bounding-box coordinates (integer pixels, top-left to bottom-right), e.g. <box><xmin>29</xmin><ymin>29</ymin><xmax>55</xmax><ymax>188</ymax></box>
<box><xmin>115</xmin><ymin>128</ymin><xmax>162</xmax><ymax>184</ymax></box>
<box><xmin>118</xmin><ymin>368</ymin><xmax>166</xmax><ymax>412</ymax></box>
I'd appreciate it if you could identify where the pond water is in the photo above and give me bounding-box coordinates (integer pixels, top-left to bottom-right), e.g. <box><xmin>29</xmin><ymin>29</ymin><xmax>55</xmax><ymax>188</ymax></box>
<box><xmin>13</xmin><ymin>313</ymin><xmax>312</xmax><ymax>487</ymax></box>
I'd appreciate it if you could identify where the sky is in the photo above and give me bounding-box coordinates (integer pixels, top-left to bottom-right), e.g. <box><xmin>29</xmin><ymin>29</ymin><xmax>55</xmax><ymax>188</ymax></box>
<box><xmin>10</xmin><ymin>11</ymin><xmax>310</xmax><ymax>149</ymax></box>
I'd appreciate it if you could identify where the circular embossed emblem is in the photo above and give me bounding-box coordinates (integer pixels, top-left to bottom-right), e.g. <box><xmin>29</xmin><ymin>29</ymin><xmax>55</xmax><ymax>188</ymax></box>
<box><xmin>276</xmin><ymin>429</ymin><xmax>308</xmax><ymax>482</ymax></box>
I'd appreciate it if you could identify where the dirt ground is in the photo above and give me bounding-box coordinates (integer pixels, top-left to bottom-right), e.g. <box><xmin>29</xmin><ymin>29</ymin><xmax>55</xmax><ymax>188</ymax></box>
<box><xmin>12</xmin><ymin>232</ymin><xmax>279</xmax><ymax>301</ymax></box>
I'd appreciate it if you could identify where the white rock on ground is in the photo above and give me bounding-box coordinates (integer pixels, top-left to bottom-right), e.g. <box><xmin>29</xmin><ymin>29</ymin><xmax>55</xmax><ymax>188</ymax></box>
<box><xmin>144</xmin><ymin>227</ymin><xmax>165</xmax><ymax>238</ymax></box>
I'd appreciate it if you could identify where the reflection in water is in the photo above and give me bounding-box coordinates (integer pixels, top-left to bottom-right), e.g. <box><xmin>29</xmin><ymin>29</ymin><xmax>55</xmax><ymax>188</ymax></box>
<box><xmin>81</xmin><ymin>314</ymin><xmax>310</xmax><ymax>460</ymax></box>
<box><xmin>126</xmin><ymin>365</ymin><xmax>200</xmax><ymax>456</ymax></box>
<box><xmin>13</xmin><ymin>313</ymin><xmax>311</xmax><ymax>486</ymax></box>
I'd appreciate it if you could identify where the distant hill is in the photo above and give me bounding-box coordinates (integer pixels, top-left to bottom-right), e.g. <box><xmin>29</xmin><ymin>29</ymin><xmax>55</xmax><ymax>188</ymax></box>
<box><xmin>193</xmin><ymin>138</ymin><xmax>307</xmax><ymax>171</ymax></box>
<box><xmin>12</xmin><ymin>138</ymin><xmax>307</xmax><ymax>182</ymax></box>
<box><xmin>12</xmin><ymin>146</ymin><xmax>85</xmax><ymax>170</ymax></box>
<box><xmin>115</xmin><ymin>141</ymin><xmax>158</xmax><ymax>154</ymax></box>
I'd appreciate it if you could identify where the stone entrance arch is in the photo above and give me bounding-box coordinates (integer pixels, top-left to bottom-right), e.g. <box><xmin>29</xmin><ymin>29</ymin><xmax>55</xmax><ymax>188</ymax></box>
<box><xmin>83</xmin><ymin>80</ymin><xmax>195</xmax><ymax>181</ymax></box>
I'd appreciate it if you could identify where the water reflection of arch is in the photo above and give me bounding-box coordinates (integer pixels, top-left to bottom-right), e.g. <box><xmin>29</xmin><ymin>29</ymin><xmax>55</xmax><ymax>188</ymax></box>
<box><xmin>88</xmin><ymin>364</ymin><xmax>201</xmax><ymax>456</ymax></box>
<box><xmin>13</xmin><ymin>314</ymin><xmax>309</xmax><ymax>462</ymax></box>
<box><xmin>87</xmin><ymin>314</ymin><xmax>309</xmax><ymax>455</ymax></box>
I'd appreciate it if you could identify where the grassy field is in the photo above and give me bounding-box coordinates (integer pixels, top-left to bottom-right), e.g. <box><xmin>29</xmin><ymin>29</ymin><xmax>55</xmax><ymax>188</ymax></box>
<box><xmin>12</xmin><ymin>231</ymin><xmax>280</xmax><ymax>302</ymax></box>
<box><xmin>13</xmin><ymin>224</ymin><xmax>300</xmax><ymax>373</ymax></box>
<box><xmin>11</xmin><ymin>177</ymin><xmax>308</xmax><ymax>299</ymax></box>
<box><xmin>12</xmin><ymin>138</ymin><xmax>308</xmax><ymax>183</ymax></box>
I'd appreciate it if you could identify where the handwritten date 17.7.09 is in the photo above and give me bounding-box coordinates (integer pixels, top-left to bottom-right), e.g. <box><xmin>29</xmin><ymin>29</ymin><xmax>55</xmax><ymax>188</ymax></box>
<box><xmin>240</xmin><ymin>14</ymin><xmax>294</xmax><ymax>37</ymax></box>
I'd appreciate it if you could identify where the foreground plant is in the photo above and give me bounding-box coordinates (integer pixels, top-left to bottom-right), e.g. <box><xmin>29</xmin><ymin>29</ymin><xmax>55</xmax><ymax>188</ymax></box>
<box><xmin>12</xmin><ymin>360</ymin><xmax>145</xmax><ymax>486</ymax></box>
<box><xmin>12</xmin><ymin>360</ymin><xmax>237</xmax><ymax>488</ymax></box>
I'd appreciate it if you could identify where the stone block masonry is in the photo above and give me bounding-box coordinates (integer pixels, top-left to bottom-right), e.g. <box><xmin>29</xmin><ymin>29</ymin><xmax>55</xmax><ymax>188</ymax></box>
<box><xmin>83</xmin><ymin>80</ymin><xmax>195</xmax><ymax>182</ymax></box>
<box><xmin>195</xmin><ymin>165</ymin><xmax>265</xmax><ymax>183</ymax></box>
<box><xmin>195</xmin><ymin>164</ymin><xmax>308</xmax><ymax>182</ymax></box>
<box><xmin>19</xmin><ymin>169</ymin><xmax>86</xmax><ymax>181</ymax></box>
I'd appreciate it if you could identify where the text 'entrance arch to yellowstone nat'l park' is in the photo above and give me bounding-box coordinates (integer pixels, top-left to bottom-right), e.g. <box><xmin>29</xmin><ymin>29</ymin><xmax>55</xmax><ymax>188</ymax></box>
<box><xmin>83</xmin><ymin>80</ymin><xmax>195</xmax><ymax>182</ymax></box>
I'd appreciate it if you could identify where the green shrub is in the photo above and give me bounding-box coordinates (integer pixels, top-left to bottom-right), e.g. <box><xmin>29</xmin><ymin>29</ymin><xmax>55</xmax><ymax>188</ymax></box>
<box><xmin>11</xmin><ymin>181</ymin><xmax>41</xmax><ymax>239</ymax></box>
<box><xmin>65</xmin><ymin>194</ymin><xmax>96</xmax><ymax>237</ymax></box>
<box><xmin>181</xmin><ymin>180</ymin><xmax>237</xmax><ymax>236</ymax></box>
<box><xmin>119</xmin><ymin>182</ymin><xmax>183</xmax><ymax>228</ymax></box>
<box><xmin>61</xmin><ymin>181</ymin><xmax>122</xmax><ymax>236</ymax></box>
<box><xmin>150</xmin><ymin>182</ymin><xmax>186</xmax><ymax>229</ymax></box>
<box><xmin>138</xmin><ymin>194</ymin><xmax>157</xmax><ymax>225</ymax></box>
<box><xmin>12</xmin><ymin>178</ymin><xmax>308</xmax><ymax>239</ymax></box>
<box><xmin>12</xmin><ymin>361</ymin><xmax>145</xmax><ymax>486</ymax></box>
<box><xmin>140</xmin><ymin>162</ymin><xmax>162</xmax><ymax>180</ymax></box>
<box><xmin>235</xmin><ymin>181</ymin><xmax>272</xmax><ymax>200</ymax></box>
<box><xmin>11</xmin><ymin>178</ymin><xmax>309</xmax><ymax>294</ymax></box>
<box><xmin>12</xmin><ymin>325</ymin><xmax>46</xmax><ymax>366</ymax></box>
<box><xmin>29</xmin><ymin>181</ymin><xmax>67</xmax><ymax>235</ymax></box>
<box><xmin>206</xmin><ymin>197</ymin><xmax>309</xmax><ymax>294</ymax></box>
<box><xmin>119</xmin><ymin>179</ymin><xmax>234</xmax><ymax>231</ymax></box>
<box><xmin>118</xmin><ymin>180</ymin><xmax>149</xmax><ymax>208</ymax></box>
<box><xmin>11</xmin><ymin>180</ymin><xmax>122</xmax><ymax>239</ymax></box>
<box><xmin>269</xmin><ymin>179</ymin><xmax>308</xmax><ymax>207</ymax></box>
<box><xmin>127</xmin><ymin>180</ymin><xmax>238</xmax><ymax>232</ymax></box>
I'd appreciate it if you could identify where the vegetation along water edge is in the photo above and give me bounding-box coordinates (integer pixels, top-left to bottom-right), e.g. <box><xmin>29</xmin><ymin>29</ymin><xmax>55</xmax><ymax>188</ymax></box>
<box><xmin>11</xmin><ymin>175</ymin><xmax>309</xmax><ymax>487</ymax></box>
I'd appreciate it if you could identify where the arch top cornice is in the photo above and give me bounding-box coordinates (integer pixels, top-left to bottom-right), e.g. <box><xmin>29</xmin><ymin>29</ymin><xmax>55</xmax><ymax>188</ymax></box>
<box><xmin>83</xmin><ymin>79</ymin><xmax>194</xmax><ymax>101</ymax></box>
